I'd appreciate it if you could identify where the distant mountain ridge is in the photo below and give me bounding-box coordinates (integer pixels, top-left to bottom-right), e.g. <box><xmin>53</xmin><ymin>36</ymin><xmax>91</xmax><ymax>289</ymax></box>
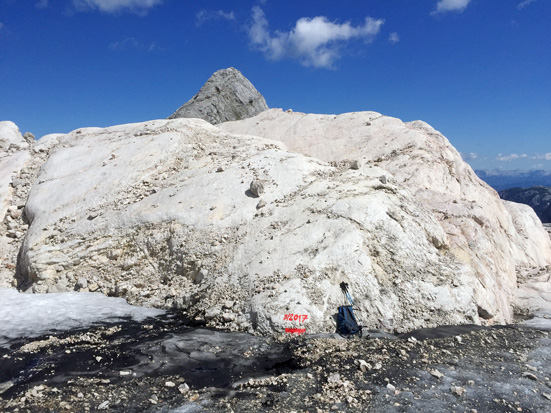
<box><xmin>499</xmin><ymin>186</ymin><xmax>551</xmax><ymax>223</ymax></box>
<box><xmin>475</xmin><ymin>169</ymin><xmax>551</xmax><ymax>191</ymax></box>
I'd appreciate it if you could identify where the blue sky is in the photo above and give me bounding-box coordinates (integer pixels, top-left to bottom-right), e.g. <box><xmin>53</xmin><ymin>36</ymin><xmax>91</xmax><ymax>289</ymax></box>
<box><xmin>0</xmin><ymin>0</ymin><xmax>549</xmax><ymax>171</ymax></box>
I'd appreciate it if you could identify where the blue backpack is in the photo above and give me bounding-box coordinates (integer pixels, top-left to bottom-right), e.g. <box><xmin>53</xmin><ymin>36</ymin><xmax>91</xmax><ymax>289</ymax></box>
<box><xmin>337</xmin><ymin>305</ymin><xmax>362</xmax><ymax>337</ymax></box>
<box><xmin>337</xmin><ymin>282</ymin><xmax>363</xmax><ymax>337</ymax></box>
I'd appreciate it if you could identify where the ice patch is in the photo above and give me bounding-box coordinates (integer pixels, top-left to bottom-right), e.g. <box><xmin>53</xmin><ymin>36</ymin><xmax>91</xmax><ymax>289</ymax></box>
<box><xmin>521</xmin><ymin>316</ymin><xmax>551</xmax><ymax>331</ymax></box>
<box><xmin>0</xmin><ymin>288</ymin><xmax>164</xmax><ymax>347</ymax></box>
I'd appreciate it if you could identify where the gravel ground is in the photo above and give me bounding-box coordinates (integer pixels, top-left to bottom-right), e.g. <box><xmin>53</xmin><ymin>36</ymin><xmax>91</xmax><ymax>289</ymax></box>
<box><xmin>1</xmin><ymin>315</ymin><xmax>551</xmax><ymax>412</ymax></box>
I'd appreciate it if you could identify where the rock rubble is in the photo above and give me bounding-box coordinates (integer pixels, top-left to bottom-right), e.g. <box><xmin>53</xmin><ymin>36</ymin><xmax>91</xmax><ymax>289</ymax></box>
<box><xmin>0</xmin><ymin>122</ymin><xmax>63</xmax><ymax>288</ymax></box>
<box><xmin>2</xmin><ymin>313</ymin><xmax>551</xmax><ymax>412</ymax></box>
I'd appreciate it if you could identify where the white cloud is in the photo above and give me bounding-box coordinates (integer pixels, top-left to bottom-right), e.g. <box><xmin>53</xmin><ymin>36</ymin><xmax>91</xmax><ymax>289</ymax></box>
<box><xmin>532</xmin><ymin>153</ymin><xmax>551</xmax><ymax>160</ymax></box>
<box><xmin>496</xmin><ymin>153</ymin><xmax>529</xmax><ymax>161</ymax></box>
<box><xmin>518</xmin><ymin>0</ymin><xmax>538</xmax><ymax>9</ymax></box>
<box><xmin>432</xmin><ymin>0</ymin><xmax>472</xmax><ymax>14</ymax></box>
<box><xmin>196</xmin><ymin>10</ymin><xmax>235</xmax><ymax>27</ymax></box>
<box><xmin>388</xmin><ymin>32</ymin><xmax>399</xmax><ymax>44</ymax></box>
<box><xmin>461</xmin><ymin>152</ymin><xmax>478</xmax><ymax>161</ymax></box>
<box><xmin>73</xmin><ymin>0</ymin><xmax>162</xmax><ymax>14</ymax></box>
<box><xmin>496</xmin><ymin>152</ymin><xmax>551</xmax><ymax>162</ymax></box>
<box><xmin>248</xmin><ymin>7</ymin><xmax>384</xmax><ymax>69</ymax></box>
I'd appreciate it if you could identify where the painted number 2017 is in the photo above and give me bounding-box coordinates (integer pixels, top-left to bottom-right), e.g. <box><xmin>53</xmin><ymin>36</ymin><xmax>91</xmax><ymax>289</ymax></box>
<box><xmin>283</xmin><ymin>313</ymin><xmax>308</xmax><ymax>334</ymax></box>
<box><xmin>283</xmin><ymin>313</ymin><xmax>308</xmax><ymax>323</ymax></box>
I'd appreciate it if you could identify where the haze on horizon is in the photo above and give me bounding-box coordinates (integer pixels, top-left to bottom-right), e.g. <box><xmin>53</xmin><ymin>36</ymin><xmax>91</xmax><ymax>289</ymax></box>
<box><xmin>0</xmin><ymin>0</ymin><xmax>549</xmax><ymax>171</ymax></box>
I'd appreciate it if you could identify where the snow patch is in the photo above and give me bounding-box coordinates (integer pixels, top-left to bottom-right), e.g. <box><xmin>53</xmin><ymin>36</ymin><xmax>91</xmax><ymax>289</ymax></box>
<box><xmin>0</xmin><ymin>288</ymin><xmax>164</xmax><ymax>347</ymax></box>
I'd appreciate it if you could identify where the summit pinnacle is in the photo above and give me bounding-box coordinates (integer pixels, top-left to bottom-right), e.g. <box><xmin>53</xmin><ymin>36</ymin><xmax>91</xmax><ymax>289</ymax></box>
<box><xmin>168</xmin><ymin>67</ymin><xmax>269</xmax><ymax>125</ymax></box>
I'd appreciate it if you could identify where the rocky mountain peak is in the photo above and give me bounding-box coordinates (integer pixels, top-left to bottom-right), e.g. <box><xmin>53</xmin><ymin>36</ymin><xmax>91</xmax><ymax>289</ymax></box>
<box><xmin>168</xmin><ymin>67</ymin><xmax>269</xmax><ymax>125</ymax></box>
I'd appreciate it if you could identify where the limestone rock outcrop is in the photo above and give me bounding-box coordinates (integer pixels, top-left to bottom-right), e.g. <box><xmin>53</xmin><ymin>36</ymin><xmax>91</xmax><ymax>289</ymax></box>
<box><xmin>168</xmin><ymin>67</ymin><xmax>269</xmax><ymax>125</ymax></box>
<box><xmin>220</xmin><ymin>109</ymin><xmax>551</xmax><ymax>323</ymax></box>
<box><xmin>2</xmin><ymin>108</ymin><xmax>551</xmax><ymax>336</ymax></box>
<box><xmin>12</xmin><ymin>118</ymin><xmax>491</xmax><ymax>335</ymax></box>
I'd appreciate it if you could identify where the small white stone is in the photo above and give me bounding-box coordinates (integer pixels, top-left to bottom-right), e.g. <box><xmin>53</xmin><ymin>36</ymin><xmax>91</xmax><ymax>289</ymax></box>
<box><xmin>358</xmin><ymin>359</ymin><xmax>370</xmax><ymax>372</ymax></box>
<box><xmin>450</xmin><ymin>386</ymin><xmax>466</xmax><ymax>396</ymax></box>
<box><xmin>430</xmin><ymin>369</ymin><xmax>444</xmax><ymax>379</ymax></box>
<box><xmin>327</xmin><ymin>373</ymin><xmax>341</xmax><ymax>384</ymax></box>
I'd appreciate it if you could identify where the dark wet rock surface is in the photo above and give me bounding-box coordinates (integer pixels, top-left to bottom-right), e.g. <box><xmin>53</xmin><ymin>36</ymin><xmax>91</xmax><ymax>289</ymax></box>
<box><xmin>2</xmin><ymin>315</ymin><xmax>551</xmax><ymax>412</ymax></box>
<box><xmin>0</xmin><ymin>314</ymin><xmax>292</xmax><ymax>411</ymax></box>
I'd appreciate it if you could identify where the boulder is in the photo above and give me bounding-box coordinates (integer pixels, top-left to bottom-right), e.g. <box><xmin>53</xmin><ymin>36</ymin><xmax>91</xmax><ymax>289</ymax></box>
<box><xmin>20</xmin><ymin>118</ymin><xmax>485</xmax><ymax>334</ymax></box>
<box><xmin>168</xmin><ymin>67</ymin><xmax>269</xmax><ymax>125</ymax></box>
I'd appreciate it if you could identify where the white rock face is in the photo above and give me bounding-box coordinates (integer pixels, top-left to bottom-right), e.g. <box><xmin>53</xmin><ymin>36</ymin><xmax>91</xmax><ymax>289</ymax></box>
<box><xmin>220</xmin><ymin>109</ymin><xmax>551</xmax><ymax>323</ymax></box>
<box><xmin>17</xmin><ymin>118</ymin><xmax>492</xmax><ymax>335</ymax></box>
<box><xmin>515</xmin><ymin>265</ymin><xmax>551</xmax><ymax>320</ymax></box>
<box><xmin>33</xmin><ymin>133</ymin><xmax>64</xmax><ymax>154</ymax></box>
<box><xmin>4</xmin><ymin>108</ymin><xmax>550</xmax><ymax>336</ymax></box>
